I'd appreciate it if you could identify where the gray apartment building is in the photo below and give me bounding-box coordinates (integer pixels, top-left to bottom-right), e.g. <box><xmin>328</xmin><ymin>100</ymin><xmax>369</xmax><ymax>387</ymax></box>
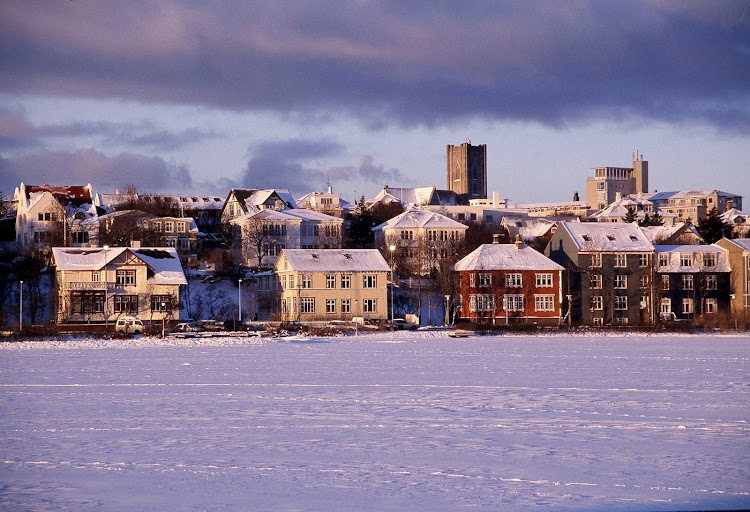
<box><xmin>546</xmin><ymin>221</ymin><xmax>655</xmax><ymax>326</ymax></box>
<box><xmin>585</xmin><ymin>151</ymin><xmax>648</xmax><ymax>211</ymax></box>
<box><xmin>447</xmin><ymin>142</ymin><xmax>487</xmax><ymax>200</ymax></box>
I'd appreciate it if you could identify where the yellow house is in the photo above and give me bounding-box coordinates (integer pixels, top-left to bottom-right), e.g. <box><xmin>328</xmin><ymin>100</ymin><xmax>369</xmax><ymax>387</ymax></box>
<box><xmin>275</xmin><ymin>249</ymin><xmax>391</xmax><ymax>322</ymax></box>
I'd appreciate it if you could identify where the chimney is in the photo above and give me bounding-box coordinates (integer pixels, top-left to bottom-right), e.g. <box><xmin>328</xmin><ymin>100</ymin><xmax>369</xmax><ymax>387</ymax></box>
<box><xmin>492</xmin><ymin>190</ymin><xmax>499</xmax><ymax>207</ymax></box>
<box><xmin>492</xmin><ymin>234</ymin><xmax>500</xmax><ymax>244</ymax></box>
<box><xmin>515</xmin><ymin>234</ymin><xmax>524</xmax><ymax>249</ymax></box>
<box><xmin>327</xmin><ymin>185</ymin><xmax>333</xmax><ymax>194</ymax></box>
<box><xmin>573</xmin><ymin>191</ymin><xmax>579</xmax><ymax>202</ymax></box>
<box><xmin>131</xmin><ymin>240</ymin><xmax>141</xmax><ymax>249</ymax></box>
<box><xmin>615</xmin><ymin>192</ymin><xmax>622</xmax><ymax>202</ymax></box>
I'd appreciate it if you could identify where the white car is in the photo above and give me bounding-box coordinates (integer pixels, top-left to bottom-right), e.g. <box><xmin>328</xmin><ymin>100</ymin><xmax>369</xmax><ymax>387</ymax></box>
<box><xmin>391</xmin><ymin>318</ymin><xmax>418</xmax><ymax>331</ymax></box>
<box><xmin>173</xmin><ymin>322</ymin><xmax>204</xmax><ymax>333</ymax></box>
<box><xmin>115</xmin><ymin>316</ymin><xmax>145</xmax><ymax>335</ymax></box>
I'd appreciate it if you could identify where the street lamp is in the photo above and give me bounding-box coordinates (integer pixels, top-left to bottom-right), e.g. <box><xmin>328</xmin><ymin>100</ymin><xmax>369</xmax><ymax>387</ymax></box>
<box><xmin>161</xmin><ymin>300</ymin><xmax>167</xmax><ymax>337</ymax></box>
<box><xmin>355</xmin><ymin>299</ymin><xmax>359</xmax><ymax>336</ymax></box>
<box><xmin>238</xmin><ymin>277</ymin><xmax>243</xmax><ymax>329</ymax></box>
<box><xmin>389</xmin><ymin>244</ymin><xmax>396</xmax><ymax>331</ymax></box>
<box><xmin>445</xmin><ymin>294</ymin><xmax>450</xmax><ymax>326</ymax></box>
<box><xmin>102</xmin><ymin>245</ymin><xmax>109</xmax><ymax>333</ymax></box>
<box><xmin>19</xmin><ymin>280</ymin><xmax>23</xmax><ymax>332</ymax></box>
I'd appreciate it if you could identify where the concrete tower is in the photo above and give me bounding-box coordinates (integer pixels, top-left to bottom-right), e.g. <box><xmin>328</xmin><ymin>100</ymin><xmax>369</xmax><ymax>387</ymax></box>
<box><xmin>447</xmin><ymin>142</ymin><xmax>487</xmax><ymax>199</ymax></box>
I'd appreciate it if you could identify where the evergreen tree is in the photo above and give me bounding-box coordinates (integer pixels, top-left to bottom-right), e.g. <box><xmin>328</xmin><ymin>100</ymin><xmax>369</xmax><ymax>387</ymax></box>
<box><xmin>624</xmin><ymin>206</ymin><xmax>637</xmax><ymax>223</ymax></box>
<box><xmin>696</xmin><ymin>207</ymin><xmax>734</xmax><ymax>244</ymax></box>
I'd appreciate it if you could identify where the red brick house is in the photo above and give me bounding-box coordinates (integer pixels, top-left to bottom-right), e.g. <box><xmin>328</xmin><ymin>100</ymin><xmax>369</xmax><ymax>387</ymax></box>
<box><xmin>453</xmin><ymin>240</ymin><xmax>564</xmax><ymax>325</ymax></box>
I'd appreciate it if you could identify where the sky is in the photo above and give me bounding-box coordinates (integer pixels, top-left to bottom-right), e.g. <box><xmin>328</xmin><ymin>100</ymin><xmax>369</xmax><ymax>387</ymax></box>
<box><xmin>1</xmin><ymin>0</ymin><xmax>749</xmax><ymax>205</ymax></box>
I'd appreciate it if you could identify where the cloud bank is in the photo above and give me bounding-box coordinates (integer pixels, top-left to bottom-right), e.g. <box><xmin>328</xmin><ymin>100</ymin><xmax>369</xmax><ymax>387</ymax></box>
<box><xmin>1</xmin><ymin>1</ymin><xmax>748</xmax><ymax>132</ymax></box>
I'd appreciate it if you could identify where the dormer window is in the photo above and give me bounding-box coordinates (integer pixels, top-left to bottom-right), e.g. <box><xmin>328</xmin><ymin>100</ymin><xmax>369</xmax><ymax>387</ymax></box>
<box><xmin>629</xmin><ymin>234</ymin><xmax>638</xmax><ymax>242</ymax></box>
<box><xmin>582</xmin><ymin>234</ymin><xmax>592</xmax><ymax>242</ymax></box>
<box><xmin>74</xmin><ymin>212</ymin><xmax>86</xmax><ymax>221</ymax></box>
<box><xmin>606</xmin><ymin>234</ymin><xmax>616</xmax><ymax>241</ymax></box>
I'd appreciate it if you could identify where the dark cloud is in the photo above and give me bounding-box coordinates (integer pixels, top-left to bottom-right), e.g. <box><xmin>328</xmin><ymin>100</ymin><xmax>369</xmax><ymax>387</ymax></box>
<box><xmin>0</xmin><ymin>148</ymin><xmax>209</xmax><ymax>197</ymax></box>
<box><xmin>329</xmin><ymin>156</ymin><xmax>411</xmax><ymax>187</ymax></box>
<box><xmin>0</xmin><ymin>107</ymin><xmax>217</xmax><ymax>151</ymax></box>
<box><xmin>0</xmin><ymin>1</ymin><xmax>748</xmax><ymax>131</ymax></box>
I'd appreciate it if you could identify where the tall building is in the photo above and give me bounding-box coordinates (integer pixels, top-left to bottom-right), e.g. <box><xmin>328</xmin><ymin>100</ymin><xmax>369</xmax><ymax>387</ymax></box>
<box><xmin>586</xmin><ymin>150</ymin><xmax>648</xmax><ymax>211</ymax></box>
<box><xmin>447</xmin><ymin>142</ymin><xmax>487</xmax><ymax>200</ymax></box>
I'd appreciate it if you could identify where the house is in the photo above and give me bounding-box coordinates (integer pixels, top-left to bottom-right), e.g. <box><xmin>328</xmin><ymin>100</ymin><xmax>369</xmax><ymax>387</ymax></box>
<box><xmin>654</xmin><ymin>245</ymin><xmax>731</xmax><ymax>320</ymax></box>
<box><xmin>591</xmin><ymin>193</ymin><xmax>677</xmax><ymax>226</ymax></box>
<box><xmin>640</xmin><ymin>223</ymin><xmax>704</xmax><ymax>245</ymax></box>
<box><xmin>643</xmin><ymin>190</ymin><xmax>743</xmax><ymax>222</ymax></box>
<box><xmin>51</xmin><ymin>246</ymin><xmax>187</xmax><ymax>325</ymax></box>
<box><xmin>14</xmin><ymin>183</ymin><xmax>101</xmax><ymax>252</ymax></box>
<box><xmin>453</xmin><ymin>239</ymin><xmax>564</xmax><ymax>325</ymax></box>
<box><xmin>231</xmin><ymin>208</ymin><xmax>344</xmax><ymax>268</ymax></box>
<box><xmin>501</xmin><ymin>215</ymin><xmax>557</xmax><ymax>244</ymax></box>
<box><xmin>221</xmin><ymin>188</ymin><xmax>297</xmax><ymax>223</ymax></box>
<box><xmin>585</xmin><ymin>151</ymin><xmax>649</xmax><ymax>210</ymax></box>
<box><xmin>142</xmin><ymin>216</ymin><xmax>201</xmax><ymax>253</ymax></box>
<box><xmin>715</xmin><ymin>238</ymin><xmax>750</xmax><ymax>315</ymax></box>
<box><xmin>275</xmin><ymin>249</ymin><xmax>391</xmax><ymax>322</ymax></box>
<box><xmin>720</xmin><ymin>208</ymin><xmax>750</xmax><ymax>237</ymax></box>
<box><xmin>372</xmin><ymin>208</ymin><xmax>468</xmax><ymax>275</ymax></box>
<box><xmin>367</xmin><ymin>185</ymin><xmax>464</xmax><ymax>209</ymax></box>
<box><xmin>546</xmin><ymin>222</ymin><xmax>655</xmax><ymax>326</ymax></box>
<box><xmin>296</xmin><ymin>186</ymin><xmax>350</xmax><ymax>216</ymax></box>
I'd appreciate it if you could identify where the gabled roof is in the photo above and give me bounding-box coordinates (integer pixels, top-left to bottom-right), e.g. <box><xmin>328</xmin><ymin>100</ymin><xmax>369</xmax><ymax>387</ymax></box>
<box><xmin>245</xmin><ymin>189</ymin><xmax>296</xmax><ymax>211</ymax></box>
<box><xmin>720</xmin><ymin>238</ymin><xmax>750</xmax><ymax>251</ymax></box>
<box><xmin>233</xmin><ymin>207</ymin><xmax>342</xmax><ymax>224</ymax></box>
<box><xmin>373</xmin><ymin>208</ymin><xmax>468</xmax><ymax>231</ymax></box>
<box><xmin>560</xmin><ymin>221</ymin><xmax>654</xmax><ymax>252</ymax></box>
<box><xmin>277</xmin><ymin>249</ymin><xmax>390</xmax><ymax>272</ymax></box>
<box><xmin>454</xmin><ymin>243</ymin><xmax>564</xmax><ymax>272</ymax></box>
<box><xmin>721</xmin><ymin>208</ymin><xmax>748</xmax><ymax>224</ymax></box>
<box><xmin>24</xmin><ymin>184</ymin><xmax>94</xmax><ymax>210</ymax></box>
<box><xmin>296</xmin><ymin>191</ymin><xmax>352</xmax><ymax>209</ymax></box>
<box><xmin>51</xmin><ymin>246</ymin><xmax>187</xmax><ymax>285</ymax></box>
<box><xmin>501</xmin><ymin>215</ymin><xmax>556</xmax><ymax>241</ymax></box>
<box><xmin>645</xmin><ymin>189</ymin><xmax>741</xmax><ymax>201</ymax></box>
<box><xmin>639</xmin><ymin>223</ymin><xmax>703</xmax><ymax>244</ymax></box>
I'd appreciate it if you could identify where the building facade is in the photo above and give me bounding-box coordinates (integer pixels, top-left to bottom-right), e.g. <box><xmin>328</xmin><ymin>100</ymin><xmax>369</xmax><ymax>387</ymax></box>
<box><xmin>447</xmin><ymin>142</ymin><xmax>487</xmax><ymax>200</ymax></box>
<box><xmin>715</xmin><ymin>238</ymin><xmax>750</xmax><ymax>314</ymax></box>
<box><xmin>546</xmin><ymin>222</ymin><xmax>655</xmax><ymax>326</ymax></box>
<box><xmin>585</xmin><ymin>151</ymin><xmax>648</xmax><ymax>211</ymax></box>
<box><xmin>275</xmin><ymin>249</ymin><xmax>391</xmax><ymax>322</ymax></box>
<box><xmin>654</xmin><ymin>245</ymin><xmax>731</xmax><ymax>320</ymax></box>
<box><xmin>51</xmin><ymin>246</ymin><xmax>187</xmax><ymax>325</ymax></box>
<box><xmin>453</xmin><ymin>240</ymin><xmax>564</xmax><ymax>325</ymax></box>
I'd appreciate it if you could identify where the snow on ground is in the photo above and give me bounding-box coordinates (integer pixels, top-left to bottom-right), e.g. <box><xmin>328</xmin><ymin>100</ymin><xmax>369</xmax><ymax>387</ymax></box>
<box><xmin>1</xmin><ymin>332</ymin><xmax>748</xmax><ymax>511</ymax></box>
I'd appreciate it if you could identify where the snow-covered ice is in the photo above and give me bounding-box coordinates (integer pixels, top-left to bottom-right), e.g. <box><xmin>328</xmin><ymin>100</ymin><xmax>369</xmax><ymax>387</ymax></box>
<box><xmin>1</xmin><ymin>331</ymin><xmax>748</xmax><ymax>511</ymax></box>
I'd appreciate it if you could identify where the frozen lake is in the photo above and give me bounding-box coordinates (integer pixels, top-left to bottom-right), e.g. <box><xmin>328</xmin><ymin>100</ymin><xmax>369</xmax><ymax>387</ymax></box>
<box><xmin>1</xmin><ymin>332</ymin><xmax>748</xmax><ymax>511</ymax></box>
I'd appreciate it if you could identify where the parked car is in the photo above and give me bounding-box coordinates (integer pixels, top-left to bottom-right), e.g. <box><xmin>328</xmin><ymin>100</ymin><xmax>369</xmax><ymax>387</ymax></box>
<box><xmin>199</xmin><ymin>320</ymin><xmax>225</xmax><ymax>331</ymax></box>
<box><xmin>280</xmin><ymin>320</ymin><xmax>303</xmax><ymax>331</ymax></box>
<box><xmin>327</xmin><ymin>320</ymin><xmax>349</xmax><ymax>326</ymax></box>
<box><xmin>115</xmin><ymin>316</ymin><xmax>145</xmax><ymax>335</ymax></box>
<box><xmin>173</xmin><ymin>322</ymin><xmax>204</xmax><ymax>333</ymax></box>
<box><xmin>391</xmin><ymin>318</ymin><xmax>418</xmax><ymax>331</ymax></box>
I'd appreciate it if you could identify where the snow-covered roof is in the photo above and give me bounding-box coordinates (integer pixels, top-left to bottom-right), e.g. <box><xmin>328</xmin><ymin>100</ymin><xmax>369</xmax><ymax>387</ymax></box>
<box><xmin>296</xmin><ymin>191</ymin><xmax>351</xmax><ymax>209</ymax></box>
<box><xmin>373</xmin><ymin>208</ymin><xmax>468</xmax><ymax>231</ymax></box>
<box><xmin>277</xmin><ymin>249</ymin><xmax>391</xmax><ymax>272</ymax></box>
<box><xmin>501</xmin><ymin>216</ymin><xmax>556</xmax><ymax>241</ymax></box>
<box><xmin>721</xmin><ymin>208</ymin><xmax>748</xmax><ymax>224</ymax></box>
<box><xmin>454</xmin><ymin>243</ymin><xmax>564</xmax><ymax>272</ymax></box>
<box><xmin>560</xmin><ymin>221</ymin><xmax>654</xmax><ymax>252</ymax></box>
<box><xmin>639</xmin><ymin>223</ymin><xmax>702</xmax><ymax>244</ymax></box>
<box><xmin>52</xmin><ymin>247</ymin><xmax>187</xmax><ymax>285</ymax></box>
<box><xmin>233</xmin><ymin>207</ymin><xmax>342</xmax><ymax>224</ymax></box>
<box><xmin>722</xmin><ymin>238</ymin><xmax>750</xmax><ymax>251</ymax></box>
<box><xmin>645</xmin><ymin>189</ymin><xmax>741</xmax><ymax>201</ymax></box>
<box><xmin>244</xmin><ymin>189</ymin><xmax>296</xmax><ymax>211</ymax></box>
<box><xmin>654</xmin><ymin>245</ymin><xmax>730</xmax><ymax>273</ymax></box>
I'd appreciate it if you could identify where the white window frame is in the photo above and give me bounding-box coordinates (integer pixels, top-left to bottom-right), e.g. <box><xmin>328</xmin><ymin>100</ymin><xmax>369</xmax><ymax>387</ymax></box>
<box><xmin>535</xmin><ymin>273</ymin><xmax>553</xmax><ymax>287</ymax></box>
<box><xmin>614</xmin><ymin>296</ymin><xmax>627</xmax><ymax>310</ymax></box>
<box><xmin>326</xmin><ymin>274</ymin><xmax>336</xmax><ymax>289</ymax></box>
<box><xmin>505</xmin><ymin>273</ymin><xmax>522</xmax><ymax>288</ymax></box>
<box><xmin>534</xmin><ymin>294</ymin><xmax>555</xmax><ymax>312</ymax></box>
<box><xmin>302</xmin><ymin>274</ymin><xmax>312</xmax><ymax>289</ymax></box>
<box><xmin>590</xmin><ymin>253</ymin><xmax>602</xmax><ymax>268</ymax></box>
<box><xmin>363</xmin><ymin>274</ymin><xmax>377</xmax><ymax>289</ymax></box>
<box><xmin>341</xmin><ymin>299</ymin><xmax>351</xmax><ymax>314</ymax></box>
<box><xmin>592</xmin><ymin>295</ymin><xmax>603</xmax><ymax>311</ymax></box>
<box><xmin>614</xmin><ymin>254</ymin><xmax>627</xmax><ymax>268</ymax></box>
<box><xmin>503</xmin><ymin>294</ymin><xmax>524</xmax><ymax>312</ymax></box>
<box><xmin>326</xmin><ymin>299</ymin><xmax>336</xmax><ymax>314</ymax></box>
<box><xmin>363</xmin><ymin>298</ymin><xmax>377</xmax><ymax>314</ymax></box>
<box><xmin>591</xmin><ymin>274</ymin><xmax>602</xmax><ymax>290</ymax></box>
<box><xmin>681</xmin><ymin>274</ymin><xmax>694</xmax><ymax>291</ymax></box>
<box><xmin>614</xmin><ymin>275</ymin><xmax>627</xmax><ymax>289</ymax></box>
<box><xmin>658</xmin><ymin>253</ymin><xmax>669</xmax><ymax>267</ymax></box>
<box><xmin>682</xmin><ymin>298</ymin><xmax>694</xmax><ymax>314</ymax></box>
<box><xmin>341</xmin><ymin>274</ymin><xmax>351</xmax><ymax>289</ymax></box>
<box><xmin>704</xmin><ymin>298</ymin><xmax>717</xmax><ymax>314</ymax></box>
<box><xmin>300</xmin><ymin>297</ymin><xmax>315</xmax><ymax>314</ymax></box>
<box><xmin>705</xmin><ymin>274</ymin><xmax>717</xmax><ymax>291</ymax></box>
<box><xmin>479</xmin><ymin>273</ymin><xmax>492</xmax><ymax>287</ymax></box>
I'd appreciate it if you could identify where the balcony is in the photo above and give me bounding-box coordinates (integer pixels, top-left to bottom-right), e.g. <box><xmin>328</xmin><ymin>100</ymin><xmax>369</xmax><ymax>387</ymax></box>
<box><xmin>66</xmin><ymin>281</ymin><xmax>107</xmax><ymax>291</ymax></box>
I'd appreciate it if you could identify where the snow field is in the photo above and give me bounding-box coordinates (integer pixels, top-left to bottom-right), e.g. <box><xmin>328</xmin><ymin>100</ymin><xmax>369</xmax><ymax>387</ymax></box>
<box><xmin>0</xmin><ymin>332</ymin><xmax>748</xmax><ymax>511</ymax></box>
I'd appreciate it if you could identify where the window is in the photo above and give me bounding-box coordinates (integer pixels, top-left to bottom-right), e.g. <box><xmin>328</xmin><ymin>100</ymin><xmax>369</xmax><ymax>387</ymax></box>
<box><xmin>341</xmin><ymin>299</ymin><xmax>351</xmax><ymax>314</ymax></box>
<box><xmin>705</xmin><ymin>298</ymin><xmax>717</xmax><ymax>314</ymax></box>
<box><xmin>469</xmin><ymin>294</ymin><xmax>495</xmax><ymax>312</ymax></box>
<box><xmin>164</xmin><ymin>222</ymin><xmax>174</xmax><ymax>233</ymax></box>
<box><xmin>363</xmin><ymin>298</ymin><xmax>377</xmax><ymax>313</ymax></box>
<box><xmin>151</xmin><ymin>295</ymin><xmax>172</xmax><ymax>312</ymax></box>
<box><xmin>614</xmin><ymin>317</ymin><xmax>629</xmax><ymax>326</ymax></box>
<box><xmin>591</xmin><ymin>296</ymin><xmax>603</xmax><ymax>311</ymax></box>
<box><xmin>71</xmin><ymin>291</ymin><xmax>105</xmax><ymax>314</ymax></box>
<box><xmin>469</xmin><ymin>273</ymin><xmax>475</xmax><ymax>288</ymax></box>
<box><xmin>73</xmin><ymin>212</ymin><xmax>86</xmax><ymax>221</ymax></box>
<box><xmin>658</xmin><ymin>253</ymin><xmax>669</xmax><ymax>267</ymax></box>
<box><xmin>72</xmin><ymin>231</ymin><xmax>90</xmax><ymax>244</ymax></box>
<box><xmin>326</xmin><ymin>299</ymin><xmax>336</xmax><ymax>314</ymax></box>
<box><xmin>301</xmin><ymin>297</ymin><xmax>315</xmax><ymax>314</ymax></box>
<box><xmin>660</xmin><ymin>298</ymin><xmax>671</xmax><ymax>315</ymax></box>
<box><xmin>614</xmin><ymin>275</ymin><xmax>627</xmax><ymax>289</ymax></box>
<box><xmin>400</xmin><ymin>230</ymin><xmax>413</xmax><ymax>240</ymax></box>
<box><xmin>92</xmin><ymin>271</ymin><xmax>100</xmax><ymax>282</ymax></box>
<box><xmin>503</xmin><ymin>294</ymin><xmax>524</xmax><ymax>311</ymax></box>
<box><xmin>341</xmin><ymin>274</ymin><xmax>351</xmax><ymax>289</ymax></box>
<box><xmin>590</xmin><ymin>274</ymin><xmax>602</xmax><ymax>289</ymax></box>
<box><xmin>639</xmin><ymin>254</ymin><xmax>650</xmax><ymax>267</ymax></box>
<box><xmin>288</xmin><ymin>275</ymin><xmax>295</xmax><ymax>289</ymax></box>
<box><xmin>479</xmin><ymin>273</ymin><xmax>492</xmax><ymax>287</ymax></box>
<box><xmin>614</xmin><ymin>296</ymin><xmax>627</xmax><ymax>310</ymax></box>
<box><xmin>592</xmin><ymin>317</ymin><xmax>604</xmax><ymax>326</ymax></box>
<box><xmin>704</xmin><ymin>274</ymin><xmax>717</xmax><ymax>290</ymax></box>
<box><xmin>640</xmin><ymin>275</ymin><xmax>650</xmax><ymax>289</ymax></box>
<box><xmin>505</xmin><ymin>273</ymin><xmax>522</xmax><ymax>287</ymax></box>
<box><xmin>681</xmin><ymin>274</ymin><xmax>694</xmax><ymax>291</ymax></box>
<box><xmin>640</xmin><ymin>296</ymin><xmax>648</xmax><ymax>310</ymax></box>
<box><xmin>614</xmin><ymin>254</ymin><xmax>627</xmax><ymax>268</ymax></box>
<box><xmin>590</xmin><ymin>253</ymin><xmax>602</xmax><ymax>267</ymax></box>
<box><xmin>114</xmin><ymin>295</ymin><xmax>138</xmax><ymax>314</ymax></box>
<box><xmin>302</xmin><ymin>274</ymin><xmax>312</xmax><ymax>289</ymax></box>
<box><xmin>682</xmin><ymin>298</ymin><xmax>694</xmax><ymax>314</ymax></box>
<box><xmin>326</xmin><ymin>274</ymin><xmax>336</xmax><ymax>289</ymax></box>
<box><xmin>535</xmin><ymin>295</ymin><xmax>555</xmax><ymax>312</ymax></box>
<box><xmin>176</xmin><ymin>222</ymin><xmax>185</xmax><ymax>233</ymax></box>
<box><xmin>661</xmin><ymin>274</ymin><xmax>670</xmax><ymax>290</ymax></box>
<box><xmin>703</xmin><ymin>253</ymin><xmax>717</xmax><ymax>267</ymax></box>
<box><xmin>363</xmin><ymin>275</ymin><xmax>377</xmax><ymax>288</ymax></box>
<box><xmin>116</xmin><ymin>270</ymin><xmax>136</xmax><ymax>286</ymax></box>
<box><xmin>536</xmin><ymin>273</ymin><xmax>553</xmax><ymax>287</ymax></box>
<box><xmin>679</xmin><ymin>253</ymin><xmax>693</xmax><ymax>266</ymax></box>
